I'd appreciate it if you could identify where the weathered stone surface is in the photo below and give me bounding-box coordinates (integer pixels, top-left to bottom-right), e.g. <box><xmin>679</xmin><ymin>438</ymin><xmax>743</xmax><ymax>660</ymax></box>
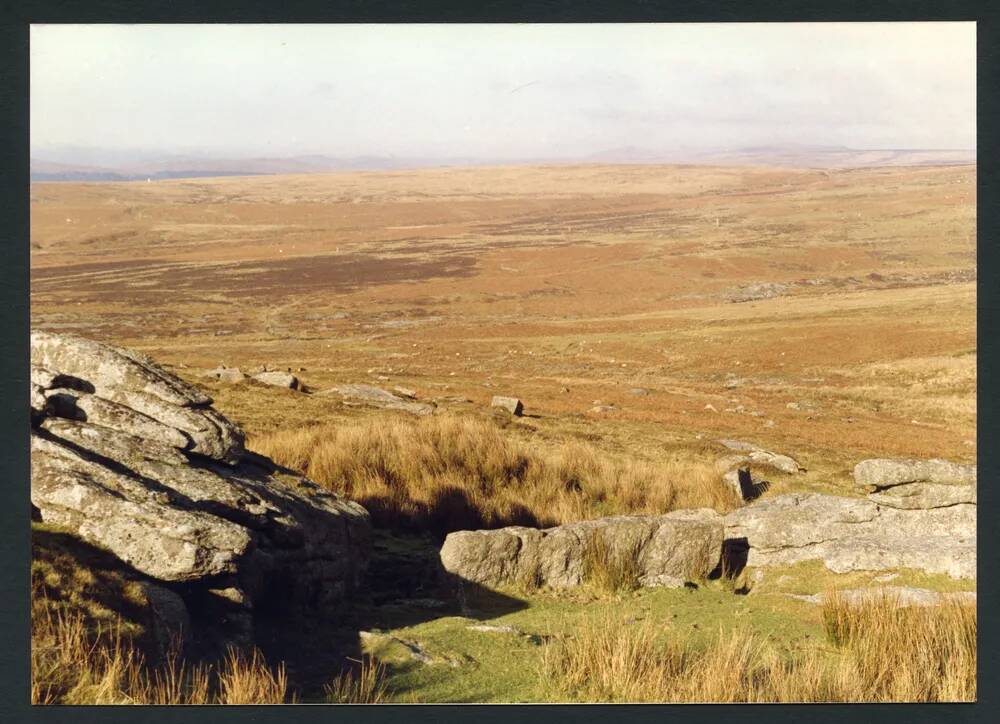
<box><xmin>138</xmin><ymin>582</ymin><xmax>191</xmax><ymax>653</ymax></box>
<box><xmin>853</xmin><ymin>458</ymin><xmax>976</xmax><ymax>488</ymax></box>
<box><xmin>724</xmin><ymin>493</ymin><xmax>975</xmax><ymax>579</ymax></box>
<box><xmin>491</xmin><ymin>396</ymin><xmax>524</xmax><ymax>416</ymax></box>
<box><xmin>41</xmin><ymin>417</ymin><xmax>189</xmax><ymax>466</ymax></box>
<box><xmin>32</xmin><ymin>431</ymin><xmax>251</xmax><ymax>581</ymax></box>
<box><xmin>440</xmin><ymin>510</ymin><xmax>724</xmax><ymax>590</ymax></box>
<box><xmin>31</xmin><ymin>365</ymin><xmax>61</xmax><ymax>390</ymax></box>
<box><xmin>30</xmin><ymin>330</ymin><xmax>372</xmax><ymax>616</ymax></box>
<box><xmin>31</xmin><ymin>330</ymin><xmax>244</xmax><ymax>464</ymax></box>
<box><xmin>31</xmin><ymin>330</ymin><xmax>210</xmax><ymax>407</ymax></box>
<box><xmin>252</xmin><ymin>371</ymin><xmax>299</xmax><ymax>390</ymax></box>
<box><xmin>787</xmin><ymin>587</ymin><xmax>976</xmax><ymax>608</ymax></box>
<box><xmin>206</xmin><ymin>367</ymin><xmax>246</xmax><ymax>384</ymax></box>
<box><xmin>868</xmin><ymin>482</ymin><xmax>977</xmax><ymax>510</ymax></box>
<box><xmin>43</xmin><ymin>388</ymin><xmax>190</xmax><ymax>451</ymax></box>
<box><xmin>30</xmin><ymin>384</ymin><xmax>47</xmax><ymax>417</ymax></box>
<box><xmin>133</xmin><ymin>390</ymin><xmax>242</xmax><ymax>463</ymax></box>
<box><xmin>325</xmin><ymin>383</ymin><xmax>435</xmax><ymax>415</ymax></box>
<box><xmin>853</xmin><ymin>459</ymin><xmax>977</xmax><ymax>510</ymax></box>
<box><xmin>716</xmin><ymin>440</ymin><xmax>803</xmax><ymax>475</ymax></box>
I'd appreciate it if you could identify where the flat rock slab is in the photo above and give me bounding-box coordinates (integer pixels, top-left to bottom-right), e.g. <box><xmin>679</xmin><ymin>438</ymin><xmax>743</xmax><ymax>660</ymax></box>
<box><xmin>854</xmin><ymin>458</ymin><xmax>976</xmax><ymax>488</ymax></box>
<box><xmin>440</xmin><ymin>509</ymin><xmax>724</xmax><ymax>590</ymax></box>
<box><xmin>326</xmin><ymin>384</ymin><xmax>435</xmax><ymax>415</ymax></box>
<box><xmin>205</xmin><ymin>367</ymin><xmax>247</xmax><ymax>384</ymax></box>
<box><xmin>359</xmin><ymin>631</ymin><xmax>469</xmax><ymax>667</ymax></box>
<box><xmin>724</xmin><ymin>492</ymin><xmax>975</xmax><ymax>579</ymax></box>
<box><xmin>252</xmin><ymin>371</ymin><xmax>299</xmax><ymax>389</ymax></box>
<box><xmin>853</xmin><ymin>458</ymin><xmax>976</xmax><ymax>510</ymax></box>
<box><xmin>868</xmin><ymin>482</ymin><xmax>976</xmax><ymax>510</ymax></box>
<box><xmin>716</xmin><ymin>439</ymin><xmax>803</xmax><ymax>475</ymax></box>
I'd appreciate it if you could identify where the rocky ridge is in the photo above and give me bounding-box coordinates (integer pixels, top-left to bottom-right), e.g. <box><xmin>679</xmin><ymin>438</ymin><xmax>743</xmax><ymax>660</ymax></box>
<box><xmin>31</xmin><ymin>330</ymin><xmax>372</xmax><ymax>644</ymax></box>
<box><xmin>440</xmin><ymin>454</ymin><xmax>976</xmax><ymax>589</ymax></box>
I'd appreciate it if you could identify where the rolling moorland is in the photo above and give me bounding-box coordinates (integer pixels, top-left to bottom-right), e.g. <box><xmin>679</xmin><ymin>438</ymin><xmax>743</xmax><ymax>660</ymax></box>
<box><xmin>29</xmin><ymin>162</ymin><xmax>976</xmax><ymax>702</ymax></box>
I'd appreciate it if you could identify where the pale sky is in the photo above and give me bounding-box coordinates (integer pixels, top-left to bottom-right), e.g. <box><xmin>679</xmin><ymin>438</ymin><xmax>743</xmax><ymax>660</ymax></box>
<box><xmin>30</xmin><ymin>23</ymin><xmax>976</xmax><ymax>160</ymax></box>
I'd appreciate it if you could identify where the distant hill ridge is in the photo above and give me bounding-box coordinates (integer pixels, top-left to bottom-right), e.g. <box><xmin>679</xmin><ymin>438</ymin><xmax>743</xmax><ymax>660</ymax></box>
<box><xmin>31</xmin><ymin>144</ymin><xmax>976</xmax><ymax>182</ymax></box>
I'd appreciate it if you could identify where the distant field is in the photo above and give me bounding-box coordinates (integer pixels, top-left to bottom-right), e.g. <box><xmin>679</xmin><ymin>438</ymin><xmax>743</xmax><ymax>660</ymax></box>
<box><xmin>30</xmin><ymin>163</ymin><xmax>976</xmax><ymax>485</ymax></box>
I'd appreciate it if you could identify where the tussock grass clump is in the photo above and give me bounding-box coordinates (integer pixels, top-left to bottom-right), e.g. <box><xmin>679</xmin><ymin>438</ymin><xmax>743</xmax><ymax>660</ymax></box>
<box><xmin>542</xmin><ymin>616</ymin><xmax>831</xmax><ymax>703</ymax></box>
<box><xmin>582</xmin><ymin>532</ymin><xmax>642</xmax><ymax>594</ymax></box>
<box><xmin>324</xmin><ymin>656</ymin><xmax>389</xmax><ymax>704</ymax></box>
<box><xmin>821</xmin><ymin>590</ymin><xmax>976</xmax><ymax>701</ymax></box>
<box><xmin>215</xmin><ymin>648</ymin><xmax>290</xmax><ymax>704</ymax></box>
<box><xmin>543</xmin><ymin>616</ymin><xmax>686</xmax><ymax>701</ymax></box>
<box><xmin>543</xmin><ymin>598</ymin><xmax>977</xmax><ymax>703</ymax></box>
<box><xmin>252</xmin><ymin>415</ymin><xmax>737</xmax><ymax>536</ymax></box>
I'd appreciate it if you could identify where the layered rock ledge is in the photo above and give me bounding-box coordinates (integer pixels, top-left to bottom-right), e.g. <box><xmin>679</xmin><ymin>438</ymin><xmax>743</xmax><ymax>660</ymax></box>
<box><xmin>31</xmin><ymin>331</ymin><xmax>372</xmax><ymax>639</ymax></box>
<box><xmin>724</xmin><ymin>491</ymin><xmax>975</xmax><ymax>579</ymax></box>
<box><xmin>853</xmin><ymin>458</ymin><xmax>977</xmax><ymax>509</ymax></box>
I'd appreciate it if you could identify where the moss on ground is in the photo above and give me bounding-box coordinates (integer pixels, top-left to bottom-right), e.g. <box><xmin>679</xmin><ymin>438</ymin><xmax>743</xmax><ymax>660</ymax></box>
<box><xmin>356</xmin><ymin>583</ymin><xmax>823</xmax><ymax>702</ymax></box>
<box><xmin>746</xmin><ymin>559</ymin><xmax>977</xmax><ymax>595</ymax></box>
<box><xmin>341</xmin><ymin>539</ymin><xmax>976</xmax><ymax>704</ymax></box>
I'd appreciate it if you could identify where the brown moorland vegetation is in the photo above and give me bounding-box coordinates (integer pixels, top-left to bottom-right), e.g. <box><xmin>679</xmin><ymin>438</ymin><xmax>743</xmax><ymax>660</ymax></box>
<box><xmin>29</xmin><ymin>162</ymin><xmax>977</xmax><ymax>703</ymax></box>
<box><xmin>31</xmin><ymin>164</ymin><xmax>976</xmax><ymax>471</ymax></box>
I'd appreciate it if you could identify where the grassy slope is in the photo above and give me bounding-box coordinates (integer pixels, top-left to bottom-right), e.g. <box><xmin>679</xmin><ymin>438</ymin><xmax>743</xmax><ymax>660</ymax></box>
<box><xmin>356</xmin><ymin>562</ymin><xmax>975</xmax><ymax>703</ymax></box>
<box><xmin>168</xmin><ymin>380</ymin><xmax>975</xmax><ymax>702</ymax></box>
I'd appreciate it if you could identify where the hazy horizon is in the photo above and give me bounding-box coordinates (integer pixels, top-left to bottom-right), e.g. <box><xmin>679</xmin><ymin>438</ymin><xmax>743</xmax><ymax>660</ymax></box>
<box><xmin>31</xmin><ymin>23</ymin><xmax>976</xmax><ymax>164</ymax></box>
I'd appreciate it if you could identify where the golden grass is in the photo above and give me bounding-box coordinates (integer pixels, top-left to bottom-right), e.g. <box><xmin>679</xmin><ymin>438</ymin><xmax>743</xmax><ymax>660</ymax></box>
<box><xmin>252</xmin><ymin>414</ymin><xmax>738</xmax><ymax>536</ymax></box>
<box><xmin>821</xmin><ymin>590</ymin><xmax>977</xmax><ymax>701</ymax></box>
<box><xmin>215</xmin><ymin>648</ymin><xmax>290</xmax><ymax>705</ymax></box>
<box><xmin>324</xmin><ymin>656</ymin><xmax>389</xmax><ymax>704</ymax></box>
<box><xmin>542</xmin><ymin>615</ymin><xmax>687</xmax><ymax>701</ymax></box>
<box><xmin>581</xmin><ymin>532</ymin><xmax>642</xmax><ymax>594</ymax></box>
<box><xmin>543</xmin><ymin>595</ymin><xmax>976</xmax><ymax>703</ymax></box>
<box><xmin>32</xmin><ymin>580</ymin><xmax>290</xmax><ymax>705</ymax></box>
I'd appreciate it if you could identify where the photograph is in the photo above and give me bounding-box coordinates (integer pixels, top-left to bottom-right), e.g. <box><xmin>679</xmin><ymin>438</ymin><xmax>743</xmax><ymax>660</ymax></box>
<box><xmin>28</xmin><ymin>22</ymin><xmax>976</xmax><ymax>704</ymax></box>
